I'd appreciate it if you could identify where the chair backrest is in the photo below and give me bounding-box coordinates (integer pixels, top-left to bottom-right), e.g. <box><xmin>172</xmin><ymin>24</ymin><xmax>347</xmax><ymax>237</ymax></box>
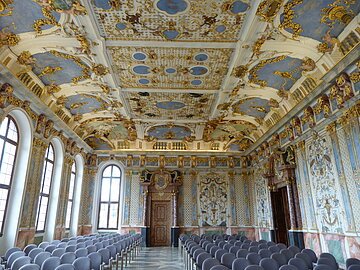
<box><xmin>84</xmin><ymin>240</ymin><xmax>93</xmax><ymax>247</ymax></box>
<box><xmin>348</xmin><ymin>266</ymin><xmax>360</xmax><ymax>270</ymax></box>
<box><xmin>29</xmin><ymin>249</ymin><xmax>44</xmax><ymax>262</ymax></box>
<box><xmin>224</xmin><ymin>244</ymin><xmax>233</xmax><ymax>251</ymax></box>
<box><xmin>288</xmin><ymin>258</ymin><xmax>308</xmax><ymax>270</ymax></box>
<box><xmin>72</xmin><ymin>257</ymin><xmax>90</xmax><ymax>270</ymax></box>
<box><xmin>51</xmin><ymin>240</ymin><xmax>60</xmax><ymax>246</ymax></box>
<box><xmin>301</xmin><ymin>249</ymin><xmax>317</xmax><ymax>263</ymax></box>
<box><xmin>295</xmin><ymin>252</ymin><xmax>312</xmax><ymax>268</ymax></box>
<box><xmin>232</xmin><ymin>258</ymin><xmax>250</xmax><ymax>270</ymax></box>
<box><xmin>276</xmin><ymin>244</ymin><xmax>287</xmax><ymax>251</ymax></box>
<box><xmin>288</xmin><ymin>246</ymin><xmax>301</xmax><ymax>255</ymax></box>
<box><xmin>241</xmin><ymin>244</ymin><xmax>250</xmax><ymax>250</ymax></box>
<box><xmin>196</xmin><ymin>253</ymin><xmax>212</xmax><ymax>267</ymax></box>
<box><xmin>249</xmin><ymin>246</ymin><xmax>259</xmax><ymax>253</ymax></box>
<box><xmin>210</xmin><ymin>246</ymin><xmax>221</xmax><ymax>257</ymax></box>
<box><xmin>218</xmin><ymin>241</ymin><xmax>226</xmax><ymax>248</ymax></box>
<box><xmin>94</xmin><ymin>242</ymin><xmax>103</xmax><ymax>251</ymax></box>
<box><xmin>279</xmin><ymin>249</ymin><xmax>293</xmax><ymax>262</ymax></box>
<box><xmin>8</xmin><ymin>251</ymin><xmax>26</xmax><ymax>268</ymax></box>
<box><xmin>12</xmin><ymin>256</ymin><xmax>32</xmax><ymax>270</ymax></box>
<box><xmin>202</xmin><ymin>258</ymin><xmax>220</xmax><ymax>270</ymax></box>
<box><xmin>38</xmin><ymin>242</ymin><xmax>50</xmax><ymax>250</ymax></box>
<box><xmin>317</xmin><ymin>258</ymin><xmax>338</xmax><ymax>270</ymax></box>
<box><xmin>44</xmin><ymin>245</ymin><xmax>57</xmax><ymax>253</ymax></box>
<box><xmin>221</xmin><ymin>253</ymin><xmax>236</xmax><ymax>268</ymax></box>
<box><xmin>5</xmin><ymin>247</ymin><xmax>22</xmax><ymax>260</ymax></box>
<box><xmin>75</xmin><ymin>243</ymin><xmax>85</xmax><ymax>249</ymax></box>
<box><xmin>74</xmin><ymin>248</ymin><xmax>88</xmax><ymax>258</ymax></box>
<box><xmin>98</xmin><ymin>248</ymin><xmax>110</xmax><ymax>264</ymax></box>
<box><xmin>56</xmin><ymin>243</ymin><xmax>67</xmax><ymax>249</ymax></box>
<box><xmin>319</xmin><ymin>253</ymin><xmax>337</xmax><ymax>266</ymax></box>
<box><xmin>54</xmin><ymin>264</ymin><xmax>75</xmax><ymax>270</ymax></box>
<box><xmin>259</xmin><ymin>258</ymin><xmax>279</xmax><ymax>270</ymax></box>
<box><xmin>314</xmin><ymin>265</ymin><xmax>335</xmax><ymax>270</ymax></box>
<box><xmin>86</xmin><ymin>245</ymin><xmax>96</xmax><ymax>254</ymax></box>
<box><xmin>206</xmin><ymin>243</ymin><xmax>216</xmax><ymax>252</ymax></box>
<box><xmin>236</xmin><ymin>249</ymin><xmax>249</xmax><ymax>258</ymax></box>
<box><xmin>60</xmin><ymin>252</ymin><xmax>76</xmax><ymax>264</ymax></box>
<box><xmin>235</xmin><ymin>241</ymin><xmax>243</xmax><ymax>247</ymax></box>
<box><xmin>215</xmin><ymin>249</ymin><xmax>227</xmax><ymax>261</ymax></box>
<box><xmin>259</xmin><ymin>249</ymin><xmax>272</xmax><ymax>259</ymax></box>
<box><xmin>243</xmin><ymin>266</ymin><xmax>264</xmax><ymax>270</ymax></box>
<box><xmin>240</xmin><ymin>236</ymin><xmax>247</xmax><ymax>242</ymax></box>
<box><xmin>40</xmin><ymin>257</ymin><xmax>60</xmax><ymax>270</ymax></box>
<box><xmin>229</xmin><ymin>246</ymin><xmax>241</xmax><ymax>255</ymax></box>
<box><xmin>259</xmin><ymin>244</ymin><xmax>268</xmax><ymax>250</ymax></box>
<box><xmin>24</xmin><ymin>245</ymin><xmax>37</xmax><ymax>255</ymax></box>
<box><xmin>268</xmin><ymin>246</ymin><xmax>280</xmax><ymax>253</ymax></box>
<box><xmin>347</xmin><ymin>258</ymin><xmax>360</xmax><ymax>268</ymax></box>
<box><xmin>106</xmin><ymin>244</ymin><xmax>117</xmax><ymax>258</ymax></box>
<box><xmin>270</xmin><ymin>253</ymin><xmax>287</xmax><ymax>267</ymax></box>
<box><xmin>19</xmin><ymin>264</ymin><xmax>40</xmax><ymax>270</ymax></box>
<box><xmin>278</xmin><ymin>266</ymin><xmax>297</xmax><ymax>270</ymax></box>
<box><xmin>34</xmin><ymin>252</ymin><xmax>51</xmax><ymax>267</ymax></box>
<box><xmin>87</xmin><ymin>252</ymin><xmax>102</xmax><ymax>270</ymax></box>
<box><xmin>209</xmin><ymin>265</ymin><xmax>230</xmax><ymax>270</ymax></box>
<box><xmin>250</xmin><ymin>241</ymin><xmax>259</xmax><ymax>247</ymax></box>
<box><xmin>246</xmin><ymin>253</ymin><xmax>261</xmax><ymax>265</ymax></box>
<box><xmin>193</xmin><ymin>249</ymin><xmax>206</xmax><ymax>262</ymax></box>
<box><xmin>51</xmin><ymin>248</ymin><xmax>65</xmax><ymax>258</ymax></box>
<box><xmin>65</xmin><ymin>245</ymin><xmax>76</xmax><ymax>253</ymax></box>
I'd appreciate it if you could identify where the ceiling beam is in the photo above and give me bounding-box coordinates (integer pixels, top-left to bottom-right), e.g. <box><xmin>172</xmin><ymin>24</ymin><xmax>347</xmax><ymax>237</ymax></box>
<box><xmin>105</xmin><ymin>40</ymin><xmax>236</xmax><ymax>49</ymax></box>
<box><xmin>120</xmin><ymin>87</ymin><xmax>218</xmax><ymax>93</ymax></box>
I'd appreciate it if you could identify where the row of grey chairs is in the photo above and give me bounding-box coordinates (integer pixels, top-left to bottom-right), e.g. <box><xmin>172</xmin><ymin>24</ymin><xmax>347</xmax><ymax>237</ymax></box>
<box><xmin>179</xmin><ymin>233</ymin><xmax>352</xmax><ymax>270</ymax></box>
<box><xmin>1</xmin><ymin>232</ymin><xmax>142</xmax><ymax>270</ymax></box>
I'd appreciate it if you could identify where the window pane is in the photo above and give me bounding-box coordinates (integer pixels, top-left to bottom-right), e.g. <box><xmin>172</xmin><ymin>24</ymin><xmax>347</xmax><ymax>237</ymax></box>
<box><xmin>47</xmin><ymin>144</ymin><xmax>54</xmax><ymax>161</ymax></box>
<box><xmin>103</xmin><ymin>166</ymin><xmax>112</xmax><ymax>177</ymax></box>
<box><xmin>65</xmin><ymin>201</ymin><xmax>72</xmax><ymax>229</ymax></box>
<box><xmin>100</xmin><ymin>178</ymin><xmax>110</xmax><ymax>201</ymax></box>
<box><xmin>71</xmin><ymin>163</ymin><xmax>76</xmax><ymax>174</ymax></box>
<box><xmin>110</xmin><ymin>178</ymin><xmax>120</xmax><ymax>201</ymax></box>
<box><xmin>36</xmin><ymin>196</ymin><xmax>48</xmax><ymax>231</ymax></box>
<box><xmin>68</xmin><ymin>176</ymin><xmax>75</xmax><ymax>200</ymax></box>
<box><xmin>112</xmin><ymin>166</ymin><xmax>120</xmax><ymax>177</ymax></box>
<box><xmin>108</xmin><ymin>204</ymin><xmax>118</xmax><ymax>228</ymax></box>
<box><xmin>0</xmin><ymin>188</ymin><xmax>9</xmax><ymax>212</ymax></box>
<box><xmin>98</xmin><ymin>203</ymin><xmax>108</xmax><ymax>228</ymax></box>
<box><xmin>0</xmin><ymin>117</ymin><xmax>8</xmax><ymax>136</ymax></box>
<box><xmin>42</xmin><ymin>162</ymin><xmax>53</xmax><ymax>194</ymax></box>
<box><xmin>0</xmin><ymin>143</ymin><xmax>16</xmax><ymax>185</ymax></box>
<box><xmin>7</xmin><ymin>119</ymin><xmax>18</xmax><ymax>143</ymax></box>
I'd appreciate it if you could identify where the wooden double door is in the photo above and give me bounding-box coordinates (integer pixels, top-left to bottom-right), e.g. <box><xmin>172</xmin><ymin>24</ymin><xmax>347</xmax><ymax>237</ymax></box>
<box><xmin>271</xmin><ymin>187</ymin><xmax>291</xmax><ymax>245</ymax></box>
<box><xmin>150</xmin><ymin>200</ymin><xmax>171</xmax><ymax>246</ymax></box>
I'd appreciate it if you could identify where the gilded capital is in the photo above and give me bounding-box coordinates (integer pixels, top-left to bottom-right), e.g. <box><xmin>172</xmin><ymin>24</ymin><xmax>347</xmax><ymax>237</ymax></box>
<box><xmin>325</xmin><ymin>122</ymin><xmax>337</xmax><ymax>134</ymax></box>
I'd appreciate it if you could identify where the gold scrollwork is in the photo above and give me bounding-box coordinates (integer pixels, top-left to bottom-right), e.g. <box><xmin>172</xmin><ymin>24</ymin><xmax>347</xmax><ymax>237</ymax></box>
<box><xmin>278</xmin><ymin>0</ymin><xmax>303</xmax><ymax>39</ymax></box>
<box><xmin>256</xmin><ymin>0</ymin><xmax>283</xmax><ymax>22</ymax></box>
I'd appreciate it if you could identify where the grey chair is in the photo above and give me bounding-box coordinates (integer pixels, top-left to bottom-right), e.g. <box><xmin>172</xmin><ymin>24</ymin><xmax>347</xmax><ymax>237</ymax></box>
<box><xmin>314</xmin><ymin>265</ymin><xmax>333</xmax><ymax>270</ymax></box>
<box><xmin>44</xmin><ymin>245</ymin><xmax>57</xmax><ymax>254</ymax></box>
<box><xmin>210</xmin><ymin>246</ymin><xmax>221</xmax><ymax>257</ymax></box>
<box><xmin>72</xmin><ymin>257</ymin><xmax>91</xmax><ymax>270</ymax></box>
<box><xmin>65</xmin><ymin>246</ymin><xmax>76</xmax><ymax>253</ymax></box>
<box><xmin>288</xmin><ymin>258</ymin><xmax>308</xmax><ymax>270</ymax></box>
<box><xmin>279</xmin><ymin>266</ymin><xmax>297</xmax><ymax>270</ymax></box>
<box><xmin>74</xmin><ymin>248</ymin><xmax>87</xmax><ymax>258</ymax></box>
<box><xmin>38</xmin><ymin>242</ymin><xmax>50</xmax><ymax>250</ymax></box>
<box><xmin>301</xmin><ymin>249</ymin><xmax>317</xmax><ymax>263</ymax></box>
<box><xmin>241</xmin><ymin>244</ymin><xmax>250</xmax><ymax>250</ymax></box>
<box><xmin>269</xmin><ymin>246</ymin><xmax>280</xmax><ymax>253</ymax></box>
<box><xmin>270</xmin><ymin>253</ymin><xmax>287</xmax><ymax>267</ymax></box>
<box><xmin>236</xmin><ymin>249</ymin><xmax>249</xmax><ymax>258</ymax></box>
<box><xmin>319</xmin><ymin>253</ymin><xmax>338</xmax><ymax>268</ymax></box>
<box><xmin>267</xmin><ymin>242</ymin><xmax>276</xmax><ymax>247</ymax></box>
<box><xmin>87</xmin><ymin>252</ymin><xmax>102</xmax><ymax>270</ymax></box>
<box><xmin>60</xmin><ymin>252</ymin><xmax>76</xmax><ymax>264</ymax></box>
<box><xmin>24</xmin><ymin>245</ymin><xmax>37</xmax><ymax>256</ymax></box>
<box><xmin>280</xmin><ymin>249</ymin><xmax>293</xmax><ymax>262</ymax></box>
<box><xmin>19</xmin><ymin>264</ymin><xmax>41</xmax><ymax>270</ymax></box>
<box><xmin>40</xmin><ymin>257</ymin><xmax>60</xmax><ymax>270</ymax></box>
<box><xmin>316</xmin><ymin>258</ymin><xmax>338</xmax><ymax>270</ymax></box>
<box><xmin>259</xmin><ymin>258</ymin><xmax>279</xmax><ymax>270</ymax></box>
<box><xmin>34</xmin><ymin>252</ymin><xmax>51</xmax><ymax>267</ymax></box>
<box><xmin>235</xmin><ymin>241</ymin><xmax>243</xmax><ymax>247</ymax></box>
<box><xmin>106</xmin><ymin>244</ymin><xmax>117</xmax><ymax>259</ymax></box>
<box><xmin>29</xmin><ymin>249</ymin><xmax>44</xmax><ymax>262</ymax></box>
<box><xmin>244</xmin><ymin>266</ymin><xmax>264</xmax><ymax>270</ymax></box>
<box><xmin>197</xmin><ymin>253</ymin><xmax>212</xmax><ymax>269</ymax></box>
<box><xmin>259</xmin><ymin>244</ymin><xmax>268</xmax><ymax>250</ymax></box>
<box><xmin>51</xmin><ymin>241</ymin><xmax>60</xmax><ymax>246</ymax></box>
<box><xmin>84</xmin><ymin>240</ymin><xmax>93</xmax><ymax>247</ymax></box>
<box><xmin>86</xmin><ymin>245</ymin><xmax>96</xmax><ymax>254</ymax></box>
<box><xmin>250</xmin><ymin>242</ymin><xmax>259</xmax><ymax>247</ymax></box>
<box><xmin>230</xmin><ymin>246</ymin><xmax>241</xmax><ymax>255</ymax></box>
<box><xmin>11</xmin><ymin>256</ymin><xmax>32</xmax><ymax>270</ymax></box>
<box><xmin>224</xmin><ymin>244</ymin><xmax>233</xmax><ymax>251</ymax></box>
<box><xmin>349</xmin><ymin>266</ymin><xmax>360</xmax><ymax>270</ymax></box>
<box><xmin>210</xmin><ymin>266</ymin><xmax>230</xmax><ymax>270</ymax></box>
<box><xmin>232</xmin><ymin>258</ymin><xmax>250</xmax><ymax>270</ymax></box>
<box><xmin>7</xmin><ymin>251</ymin><xmax>26</xmax><ymax>268</ymax></box>
<box><xmin>288</xmin><ymin>246</ymin><xmax>301</xmax><ymax>255</ymax></box>
<box><xmin>215</xmin><ymin>249</ymin><xmax>227</xmax><ymax>262</ymax></box>
<box><xmin>202</xmin><ymin>258</ymin><xmax>220</xmax><ymax>270</ymax></box>
<box><xmin>276</xmin><ymin>244</ymin><xmax>287</xmax><ymax>251</ymax></box>
<box><xmin>51</xmin><ymin>248</ymin><xmax>65</xmax><ymax>258</ymax></box>
<box><xmin>56</xmin><ymin>243</ymin><xmax>67</xmax><ymax>249</ymax></box>
<box><xmin>221</xmin><ymin>253</ymin><xmax>236</xmax><ymax>269</ymax></box>
<box><xmin>98</xmin><ymin>248</ymin><xmax>111</xmax><ymax>267</ymax></box>
<box><xmin>347</xmin><ymin>258</ymin><xmax>360</xmax><ymax>269</ymax></box>
<box><xmin>54</xmin><ymin>264</ymin><xmax>75</xmax><ymax>270</ymax></box>
<box><xmin>246</xmin><ymin>253</ymin><xmax>261</xmax><ymax>265</ymax></box>
<box><xmin>249</xmin><ymin>246</ymin><xmax>259</xmax><ymax>253</ymax></box>
<box><xmin>3</xmin><ymin>247</ymin><xmax>22</xmax><ymax>262</ymax></box>
<box><xmin>75</xmin><ymin>243</ymin><xmax>85</xmax><ymax>250</ymax></box>
<box><xmin>259</xmin><ymin>249</ymin><xmax>272</xmax><ymax>259</ymax></box>
<box><xmin>94</xmin><ymin>243</ymin><xmax>103</xmax><ymax>251</ymax></box>
<box><xmin>295</xmin><ymin>252</ymin><xmax>312</xmax><ymax>269</ymax></box>
<box><xmin>206</xmin><ymin>243</ymin><xmax>216</xmax><ymax>253</ymax></box>
<box><xmin>240</xmin><ymin>236</ymin><xmax>247</xmax><ymax>242</ymax></box>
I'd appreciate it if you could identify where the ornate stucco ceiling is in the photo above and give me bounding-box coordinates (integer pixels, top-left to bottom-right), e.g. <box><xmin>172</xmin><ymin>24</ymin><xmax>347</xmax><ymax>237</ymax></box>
<box><xmin>0</xmin><ymin>0</ymin><xmax>359</xmax><ymax>153</ymax></box>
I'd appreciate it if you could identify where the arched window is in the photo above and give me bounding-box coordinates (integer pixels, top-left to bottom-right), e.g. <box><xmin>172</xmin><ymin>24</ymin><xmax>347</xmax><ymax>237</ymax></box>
<box><xmin>98</xmin><ymin>165</ymin><xmax>121</xmax><ymax>230</ymax></box>
<box><xmin>35</xmin><ymin>144</ymin><xmax>55</xmax><ymax>232</ymax></box>
<box><xmin>0</xmin><ymin>116</ymin><xmax>18</xmax><ymax>236</ymax></box>
<box><xmin>65</xmin><ymin>163</ymin><xmax>76</xmax><ymax>230</ymax></box>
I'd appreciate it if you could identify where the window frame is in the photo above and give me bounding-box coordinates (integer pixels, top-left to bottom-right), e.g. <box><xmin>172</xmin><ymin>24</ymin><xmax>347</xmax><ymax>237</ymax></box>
<box><xmin>0</xmin><ymin>116</ymin><xmax>19</xmax><ymax>236</ymax></box>
<box><xmin>97</xmin><ymin>165</ymin><xmax>121</xmax><ymax>230</ymax></box>
<box><xmin>35</xmin><ymin>143</ymin><xmax>55</xmax><ymax>233</ymax></box>
<box><xmin>65</xmin><ymin>162</ymin><xmax>76</xmax><ymax>230</ymax></box>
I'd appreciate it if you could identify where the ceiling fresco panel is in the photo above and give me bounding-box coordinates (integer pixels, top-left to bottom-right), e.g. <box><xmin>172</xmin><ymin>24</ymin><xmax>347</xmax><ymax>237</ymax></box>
<box><xmin>91</xmin><ymin>0</ymin><xmax>249</xmax><ymax>42</ymax></box>
<box><xmin>109</xmin><ymin>46</ymin><xmax>233</xmax><ymax>90</ymax></box>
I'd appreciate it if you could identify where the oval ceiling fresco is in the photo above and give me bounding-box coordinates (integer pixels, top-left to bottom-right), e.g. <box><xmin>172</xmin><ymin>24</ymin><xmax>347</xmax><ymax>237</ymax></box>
<box><xmin>156</xmin><ymin>101</ymin><xmax>186</xmax><ymax>110</ymax></box>
<box><xmin>65</xmin><ymin>94</ymin><xmax>104</xmax><ymax>115</ymax></box>
<box><xmin>280</xmin><ymin>0</ymin><xmax>360</xmax><ymax>41</ymax></box>
<box><xmin>233</xmin><ymin>98</ymin><xmax>271</xmax><ymax>118</ymax></box>
<box><xmin>155</xmin><ymin>0</ymin><xmax>189</xmax><ymax>16</ymax></box>
<box><xmin>33</xmin><ymin>52</ymin><xmax>86</xmax><ymax>85</ymax></box>
<box><xmin>84</xmin><ymin>136</ymin><xmax>113</xmax><ymax>150</ymax></box>
<box><xmin>211</xmin><ymin>121</ymin><xmax>256</xmax><ymax>141</ymax></box>
<box><xmin>227</xmin><ymin>138</ymin><xmax>253</xmax><ymax>152</ymax></box>
<box><xmin>0</xmin><ymin>0</ymin><xmax>60</xmax><ymax>34</ymax></box>
<box><xmin>148</xmin><ymin>125</ymin><xmax>192</xmax><ymax>140</ymax></box>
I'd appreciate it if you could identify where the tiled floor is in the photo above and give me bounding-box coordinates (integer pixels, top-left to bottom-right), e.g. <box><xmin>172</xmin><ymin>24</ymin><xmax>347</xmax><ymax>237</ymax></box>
<box><xmin>125</xmin><ymin>247</ymin><xmax>185</xmax><ymax>269</ymax></box>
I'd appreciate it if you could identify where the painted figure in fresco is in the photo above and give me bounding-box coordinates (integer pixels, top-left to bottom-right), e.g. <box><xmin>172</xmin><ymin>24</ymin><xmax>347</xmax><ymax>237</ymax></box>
<box><xmin>35</xmin><ymin>0</ymin><xmax>86</xmax><ymax>15</ymax></box>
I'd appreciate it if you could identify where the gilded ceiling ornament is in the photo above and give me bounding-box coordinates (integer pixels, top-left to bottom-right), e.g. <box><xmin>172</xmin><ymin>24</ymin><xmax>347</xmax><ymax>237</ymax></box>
<box><xmin>277</xmin><ymin>88</ymin><xmax>289</xmax><ymax>99</ymax></box>
<box><xmin>300</xmin><ymin>57</ymin><xmax>316</xmax><ymax>72</ymax></box>
<box><xmin>249</xmin><ymin>55</ymin><xmax>287</xmax><ymax>87</ymax></box>
<box><xmin>17</xmin><ymin>51</ymin><xmax>35</xmax><ymax>66</ymax></box>
<box><xmin>44</xmin><ymin>83</ymin><xmax>61</xmax><ymax>94</ymax></box>
<box><xmin>329</xmin><ymin>85</ymin><xmax>344</xmax><ymax>108</ymax></box>
<box><xmin>0</xmin><ymin>82</ymin><xmax>13</xmax><ymax>108</ymax></box>
<box><xmin>321</xmin><ymin>1</ymin><xmax>354</xmax><ymax>27</ymax></box>
<box><xmin>0</xmin><ymin>0</ymin><xmax>14</xmax><ymax>16</ymax></box>
<box><xmin>291</xmin><ymin>117</ymin><xmax>302</xmax><ymax>135</ymax></box>
<box><xmin>56</xmin><ymin>95</ymin><xmax>68</xmax><ymax>106</ymax></box>
<box><xmin>38</xmin><ymin>66</ymin><xmax>63</xmax><ymax>77</ymax></box>
<box><xmin>302</xmin><ymin>106</ymin><xmax>315</xmax><ymax>127</ymax></box>
<box><xmin>76</xmin><ymin>35</ymin><xmax>91</xmax><ymax>55</ymax></box>
<box><xmin>256</xmin><ymin>0</ymin><xmax>283</xmax><ymax>22</ymax></box>
<box><xmin>252</xmin><ymin>35</ymin><xmax>266</xmax><ymax>57</ymax></box>
<box><xmin>33</xmin><ymin>6</ymin><xmax>60</xmax><ymax>34</ymax></box>
<box><xmin>278</xmin><ymin>0</ymin><xmax>303</xmax><ymax>39</ymax></box>
<box><xmin>317</xmin><ymin>30</ymin><xmax>340</xmax><ymax>53</ymax></box>
<box><xmin>349</xmin><ymin>72</ymin><xmax>360</xmax><ymax>83</ymax></box>
<box><xmin>35</xmin><ymin>0</ymin><xmax>86</xmax><ymax>15</ymax></box>
<box><xmin>268</xmin><ymin>98</ymin><xmax>279</xmax><ymax>108</ymax></box>
<box><xmin>317</xmin><ymin>95</ymin><xmax>331</xmax><ymax>118</ymax></box>
<box><xmin>0</xmin><ymin>31</ymin><xmax>19</xmax><ymax>46</ymax></box>
<box><xmin>232</xmin><ymin>65</ymin><xmax>248</xmax><ymax>78</ymax></box>
<box><xmin>92</xmin><ymin>64</ymin><xmax>109</xmax><ymax>76</ymax></box>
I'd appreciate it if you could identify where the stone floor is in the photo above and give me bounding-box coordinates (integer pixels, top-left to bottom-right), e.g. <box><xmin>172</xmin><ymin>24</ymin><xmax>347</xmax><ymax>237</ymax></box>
<box><xmin>125</xmin><ymin>247</ymin><xmax>185</xmax><ymax>269</ymax></box>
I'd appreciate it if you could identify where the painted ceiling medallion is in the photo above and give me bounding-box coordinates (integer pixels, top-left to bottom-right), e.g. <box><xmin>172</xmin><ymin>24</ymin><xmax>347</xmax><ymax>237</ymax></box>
<box><xmin>156</xmin><ymin>101</ymin><xmax>186</xmax><ymax>110</ymax></box>
<box><xmin>190</xmin><ymin>66</ymin><xmax>209</xmax><ymax>76</ymax></box>
<box><xmin>133</xmin><ymin>65</ymin><xmax>151</xmax><ymax>75</ymax></box>
<box><xmin>133</xmin><ymin>52</ymin><xmax>147</xmax><ymax>61</ymax></box>
<box><xmin>155</xmin><ymin>0</ymin><xmax>190</xmax><ymax>16</ymax></box>
<box><xmin>194</xmin><ymin>53</ymin><xmax>209</xmax><ymax>62</ymax></box>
